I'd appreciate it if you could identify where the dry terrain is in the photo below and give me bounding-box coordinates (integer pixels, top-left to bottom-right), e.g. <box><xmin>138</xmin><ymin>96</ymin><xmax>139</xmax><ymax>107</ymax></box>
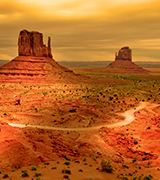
<box><xmin>0</xmin><ymin>67</ymin><xmax>159</xmax><ymax>180</ymax></box>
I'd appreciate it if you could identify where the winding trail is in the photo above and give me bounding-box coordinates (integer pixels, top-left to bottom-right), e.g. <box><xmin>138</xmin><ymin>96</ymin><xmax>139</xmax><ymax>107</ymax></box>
<box><xmin>8</xmin><ymin>102</ymin><xmax>151</xmax><ymax>131</ymax></box>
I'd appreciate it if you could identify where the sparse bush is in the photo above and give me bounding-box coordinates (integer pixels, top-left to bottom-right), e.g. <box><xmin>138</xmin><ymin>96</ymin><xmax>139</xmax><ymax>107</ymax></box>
<box><xmin>64</xmin><ymin>156</ymin><xmax>70</xmax><ymax>161</ymax></box>
<box><xmin>64</xmin><ymin>161</ymin><xmax>70</xmax><ymax>165</ymax></box>
<box><xmin>34</xmin><ymin>172</ymin><xmax>42</xmax><ymax>177</ymax></box>
<box><xmin>63</xmin><ymin>175</ymin><xmax>69</xmax><ymax>179</ymax></box>
<box><xmin>31</xmin><ymin>165</ymin><xmax>37</xmax><ymax>171</ymax></box>
<box><xmin>62</xmin><ymin>169</ymin><xmax>71</xmax><ymax>174</ymax></box>
<box><xmin>22</xmin><ymin>170</ymin><xmax>29</xmax><ymax>177</ymax></box>
<box><xmin>122</xmin><ymin>177</ymin><xmax>129</xmax><ymax>180</ymax></box>
<box><xmin>143</xmin><ymin>175</ymin><xmax>152</xmax><ymax>180</ymax></box>
<box><xmin>3</xmin><ymin>174</ymin><xmax>8</xmax><ymax>178</ymax></box>
<box><xmin>123</xmin><ymin>164</ymin><xmax>129</xmax><ymax>168</ymax></box>
<box><xmin>101</xmin><ymin>160</ymin><xmax>113</xmax><ymax>173</ymax></box>
<box><xmin>79</xmin><ymin>169</ymin><xmax>83</xmax><ymax>172</ymax></box>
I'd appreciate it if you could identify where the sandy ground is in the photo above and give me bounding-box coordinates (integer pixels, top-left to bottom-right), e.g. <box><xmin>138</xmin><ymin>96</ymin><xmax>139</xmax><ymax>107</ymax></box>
<box><xmin>0</xmin><ymin>70</ymin><xmax>159</xmax><ymax>180</ymax></box>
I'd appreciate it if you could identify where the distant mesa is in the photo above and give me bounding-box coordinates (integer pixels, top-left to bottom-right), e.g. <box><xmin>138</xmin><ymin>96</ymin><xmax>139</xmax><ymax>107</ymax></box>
<box><xmin>0</xmin><ymin>30</ymin><xmax>84</xmax><ymax>83</ymax></box>
<box><xmin>108</xmin><ymin>46</ymin><xmax>149</xmax><ymax>74</ymax></box>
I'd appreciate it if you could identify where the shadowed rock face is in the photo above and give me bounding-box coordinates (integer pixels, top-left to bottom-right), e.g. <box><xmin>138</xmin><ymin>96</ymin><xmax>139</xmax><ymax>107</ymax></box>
<box><xmin>115</xmin><ymin>46</ymin><xmax>131</xmax><ymax>61</ymax></box>
<box><xmin>18</xmin><ymin>30</ymin><xmax>52</xmax><ymax>58</ymax></box>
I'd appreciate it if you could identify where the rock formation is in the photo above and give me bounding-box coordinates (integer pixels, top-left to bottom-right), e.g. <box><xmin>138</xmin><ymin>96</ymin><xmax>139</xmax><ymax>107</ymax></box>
<box><xmin>0</xmin><ymin>30</ymin><xmax>84</xmax><ymax>83</ymax></box>
<box><xmin>108</xmin><ymin>46</ymin><xmax>149</xmax><ymax>74</ymax></box>
<box><xmin>115</xmin><ymin>46</ymin><xmax>131</xmax><ymax>61</ymax></box>
<box><xmin>18</xmin><ymin>30</ymin><xmax>52</xmax><ymax>58</ymax></box>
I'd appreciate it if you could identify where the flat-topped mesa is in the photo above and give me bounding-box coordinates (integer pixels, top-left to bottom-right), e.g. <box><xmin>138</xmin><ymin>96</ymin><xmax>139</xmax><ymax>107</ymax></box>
<box><xmin>18</xmin><ymin>30</ymin><xmax>53</xmax><ymax>58</ymax></box>
<box><xmin>115</xmin><ymin>46</ymin><xmax>132</xmax><ymax>61</ymax></box>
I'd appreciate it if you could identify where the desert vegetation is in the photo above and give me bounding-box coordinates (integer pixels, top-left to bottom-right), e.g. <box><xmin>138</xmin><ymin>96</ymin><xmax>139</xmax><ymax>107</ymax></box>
<box><xmin>0</xmin><ymin>70</ymin><xmax>159</xmax><ymax>179</ymax></box>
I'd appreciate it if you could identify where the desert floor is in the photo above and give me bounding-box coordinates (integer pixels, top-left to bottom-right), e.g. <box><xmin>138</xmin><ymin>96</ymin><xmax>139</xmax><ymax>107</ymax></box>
<box><xmin>0</xmin><ymin>68</ymin><xmax>159</xmax><ymax>180</ymax></box>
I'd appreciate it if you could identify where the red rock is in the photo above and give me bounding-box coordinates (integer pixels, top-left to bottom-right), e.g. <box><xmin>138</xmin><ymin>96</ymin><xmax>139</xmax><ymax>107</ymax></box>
<box><xmin>115</xmin><ymin>46</ymin><xmax>132</xmax><ymax>61</ymax></box>
<box><xmin>18</xmin><ymin>30</ymin><xmax>52</xmax><ymax>58</ymax></box>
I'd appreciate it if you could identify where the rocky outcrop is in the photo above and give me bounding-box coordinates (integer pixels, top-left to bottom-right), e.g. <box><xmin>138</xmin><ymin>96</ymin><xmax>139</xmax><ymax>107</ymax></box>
<box><xmin>18</xmin><ymin>30</ymin><xmax>52</xmax><ymax>58</ymax></box>
<box><xmin>115</xmin><ymin>46</ymin><xmax>131</xmax><ymax>61</ymax></box>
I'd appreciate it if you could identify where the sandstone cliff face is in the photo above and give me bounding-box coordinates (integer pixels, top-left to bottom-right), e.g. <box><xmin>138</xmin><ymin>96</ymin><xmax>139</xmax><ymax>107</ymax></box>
<box><xmin>115</xmin><ymin>46</ymin><xmax>131</xmax><ymax>61</ymax></box>
<box><xmin>18</xmin><ymin>30</ymin><xmax>52</xmax><ymax>58</ymax></box>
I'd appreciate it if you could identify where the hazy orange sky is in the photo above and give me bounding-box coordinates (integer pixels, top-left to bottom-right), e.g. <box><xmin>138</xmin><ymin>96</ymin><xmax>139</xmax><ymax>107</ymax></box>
<box><xmin>0</xmin><ymin>0</ymin><xmax>160</xmax><ymax>62</ymax></box>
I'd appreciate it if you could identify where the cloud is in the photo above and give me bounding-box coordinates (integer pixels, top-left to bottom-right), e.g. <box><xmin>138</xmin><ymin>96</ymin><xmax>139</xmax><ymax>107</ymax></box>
<box><xmin>0</xmin><ymin>0</ymin><xmax>160</xmax><ymax>61</ymax></box>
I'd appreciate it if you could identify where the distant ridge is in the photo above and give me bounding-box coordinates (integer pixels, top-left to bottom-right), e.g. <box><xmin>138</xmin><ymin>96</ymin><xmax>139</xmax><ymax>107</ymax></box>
<box><xmin>58</xmin><ymin>61</ymin><xmax>160</xmax><ymax>68</ymax></box>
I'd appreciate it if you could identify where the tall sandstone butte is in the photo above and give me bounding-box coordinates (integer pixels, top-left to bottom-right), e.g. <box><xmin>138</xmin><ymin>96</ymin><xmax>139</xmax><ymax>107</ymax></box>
<box><xmin>107</xmin><ymin>46</ymin><xmax>149</xmax><ymax>74</ymax></box>
<box><xmin>18</xmin><ymin>30</ymin><xmax>52</xmax><ymax>58</ymax></box>
<box><xmin>115</xmin><ymin>46</ymin><xmax>132</xmax><ymax>61</ymax></box>
<box><xmin>0</xmin><ymin>29</ymin><xmax>85</xmax><ymax>83</ymax></box>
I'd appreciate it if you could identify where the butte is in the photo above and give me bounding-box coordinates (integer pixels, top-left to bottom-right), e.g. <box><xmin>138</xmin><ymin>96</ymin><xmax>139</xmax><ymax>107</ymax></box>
<box><xmin>0</xmin><ymin>30</ymin><xmax>85</xmax><ymax>83</ymax></box>
<box><xmin>107</xmin><ymin>46</ymin><xmax>149</xmax><ymax>74</ymax></box>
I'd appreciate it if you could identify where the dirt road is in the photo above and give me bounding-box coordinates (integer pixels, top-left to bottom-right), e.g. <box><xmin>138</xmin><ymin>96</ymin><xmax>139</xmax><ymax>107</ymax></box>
<box><xmin>8</xmin><ymin>102</ymin><xmax>153</xmax><ymax>131</ymax></box>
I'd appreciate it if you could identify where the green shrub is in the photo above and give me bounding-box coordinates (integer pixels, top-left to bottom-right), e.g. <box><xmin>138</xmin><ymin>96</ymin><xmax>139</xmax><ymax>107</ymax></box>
<box><xmin>122</xmin><ymin>177</ymin><xmax>129</xmax><ymax>180</ymax></box>
<box><xmin>31</xmin><ymin>165</ymin><xmax>37</xmax><ymax>171</ymax></box>
<box><xmin>64</xmin><ymin>161</ymin><xmax>70</xmax><ymax>165</ymax></box>
<box><xmin>3</xmin><ymin>174</ymin><xmax>8</xmax><ymax>178</ymax></box>
<box><xmin>63</xmin><ymin>175</ymin><xmax>69</xmax><ymax>179</ymax></box>
<box><xmin>123</xmin><ymin>164</ymin><xmax>129</xmax><ymax>168</ymax></box>
<box><xmin>62</xmin><ymin>169</ymin><xmax>71</xmax><ymax>174</ymax></box>
<box><xmin>22</xmin><ymin>170</ymin><xmax>29</xmax><ymax>177</ymax></box>
<box><xmin>34</xmin><ymin>172</ymin><xmax>42</xmax><ymax>177</ymax></box>
<box><xmin>143</xmin><ymin>175</ymin><xmax>152</xmax><ymax>180</ymax></box>
<box><xmin>64</xmin><ymin>156</ymin><xmax>70</xmax><ymax>161</ymax></box>
<box><xmin>101</xmin><ymin>160</ymin><xmax>113</xmax><ymax>173</ymax></box>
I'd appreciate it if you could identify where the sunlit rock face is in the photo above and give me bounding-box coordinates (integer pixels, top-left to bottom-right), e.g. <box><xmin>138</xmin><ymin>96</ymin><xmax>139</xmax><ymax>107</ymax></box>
<box><xmin>18</xmin><ymin>30</ymin><xmax>52</xmax><ymax>58</ymax></box>
<box><xmin>115</xmin><ymin>46</ymin><xmax>132</xmax><ymax>61</ymax></box>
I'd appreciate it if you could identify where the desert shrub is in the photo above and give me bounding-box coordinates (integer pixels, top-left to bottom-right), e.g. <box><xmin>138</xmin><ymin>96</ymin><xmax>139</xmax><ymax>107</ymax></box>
<box><xmin>143</xmin><ymin>175</ymin><xmax>152</xmax><ymax>180</ymax></box>
<box><xmin>134</xmin><ymin>140</ymin><xmax>138</xmax><ymax>145</ymax></box>
<box><xmin>44</xmin><ymin>162</ymin><xmax>50</xmax><ymax>165</ymax></box>
<box><xmin>132</xmin><ymin>157</ymin><xmax>137</xmax><ymax>163</ymax></box>
<box><xmin>63</xmin><ymin>175</ymin><xmax>69</xmax><ymax>179</ymax></box>
<box><xmin>79</xmin><ymin>169</ymin><xmax>83</xmax><ymax>172</ymax></box>
<box><xmin>36</xmin><ymin>177</ymin><xmax>42</xmax><ymax>180</ymax></box>
<box><xmin>22</xmin><ymin>170</ymin><xmax>29</xmax><ymax>177</ymax></box>
<box><xmin>31</xmin><ymin>165</ymin><xmax>37</xmax><ymax>171</ymax></box>
<box><xmin>62</xmin><ymin>169</ymin><xmax>71</xmax><ymax>174</ymax></box>
<box><xmin>64</xmin><ymin>161</ymin><xmax>70</xmax><ymax>165</ymax></box>
<box><xmin>109</xmin><ymin>96</ymin><xmax>113</xmax><ymax>101</ymax></box>
<box><xmin>34</xmin><ymin>172</ymin><xmax>42</xmax><ymax>177</ymax></box>
<box><xmin>122</xmin><ymin>177</ymin><xmax>129</xmax><ymax>180</ymax></box>
<box><xmin>3</xmin><ymin>174</ymin><xmax>8</xmax><ymax>178</ymax></box>
<box><xmin>101</xmin><ymin>160</ymin><xmax>113</xmax><ymax>173</ymax></box>
<box><xmin>142</xmin><ymin>157</ymin><xmax>147</xmax><ymax>161</ymax></box>
<box><xmin>84</xmin><ymin>162</ymin><xmax>88</xmax><ymax>165</ymax></box>
<box><xmin>123</xmin><ymin>164</ymin><xmax>129</xmax><ymax>168</ymax></box>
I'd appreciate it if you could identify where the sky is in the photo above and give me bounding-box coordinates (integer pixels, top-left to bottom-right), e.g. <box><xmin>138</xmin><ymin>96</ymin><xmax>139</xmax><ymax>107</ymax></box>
<box><xmin>0</xmin><ymin>0</ymin><xmax>160</xmax><ymax>62</ymax></box>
